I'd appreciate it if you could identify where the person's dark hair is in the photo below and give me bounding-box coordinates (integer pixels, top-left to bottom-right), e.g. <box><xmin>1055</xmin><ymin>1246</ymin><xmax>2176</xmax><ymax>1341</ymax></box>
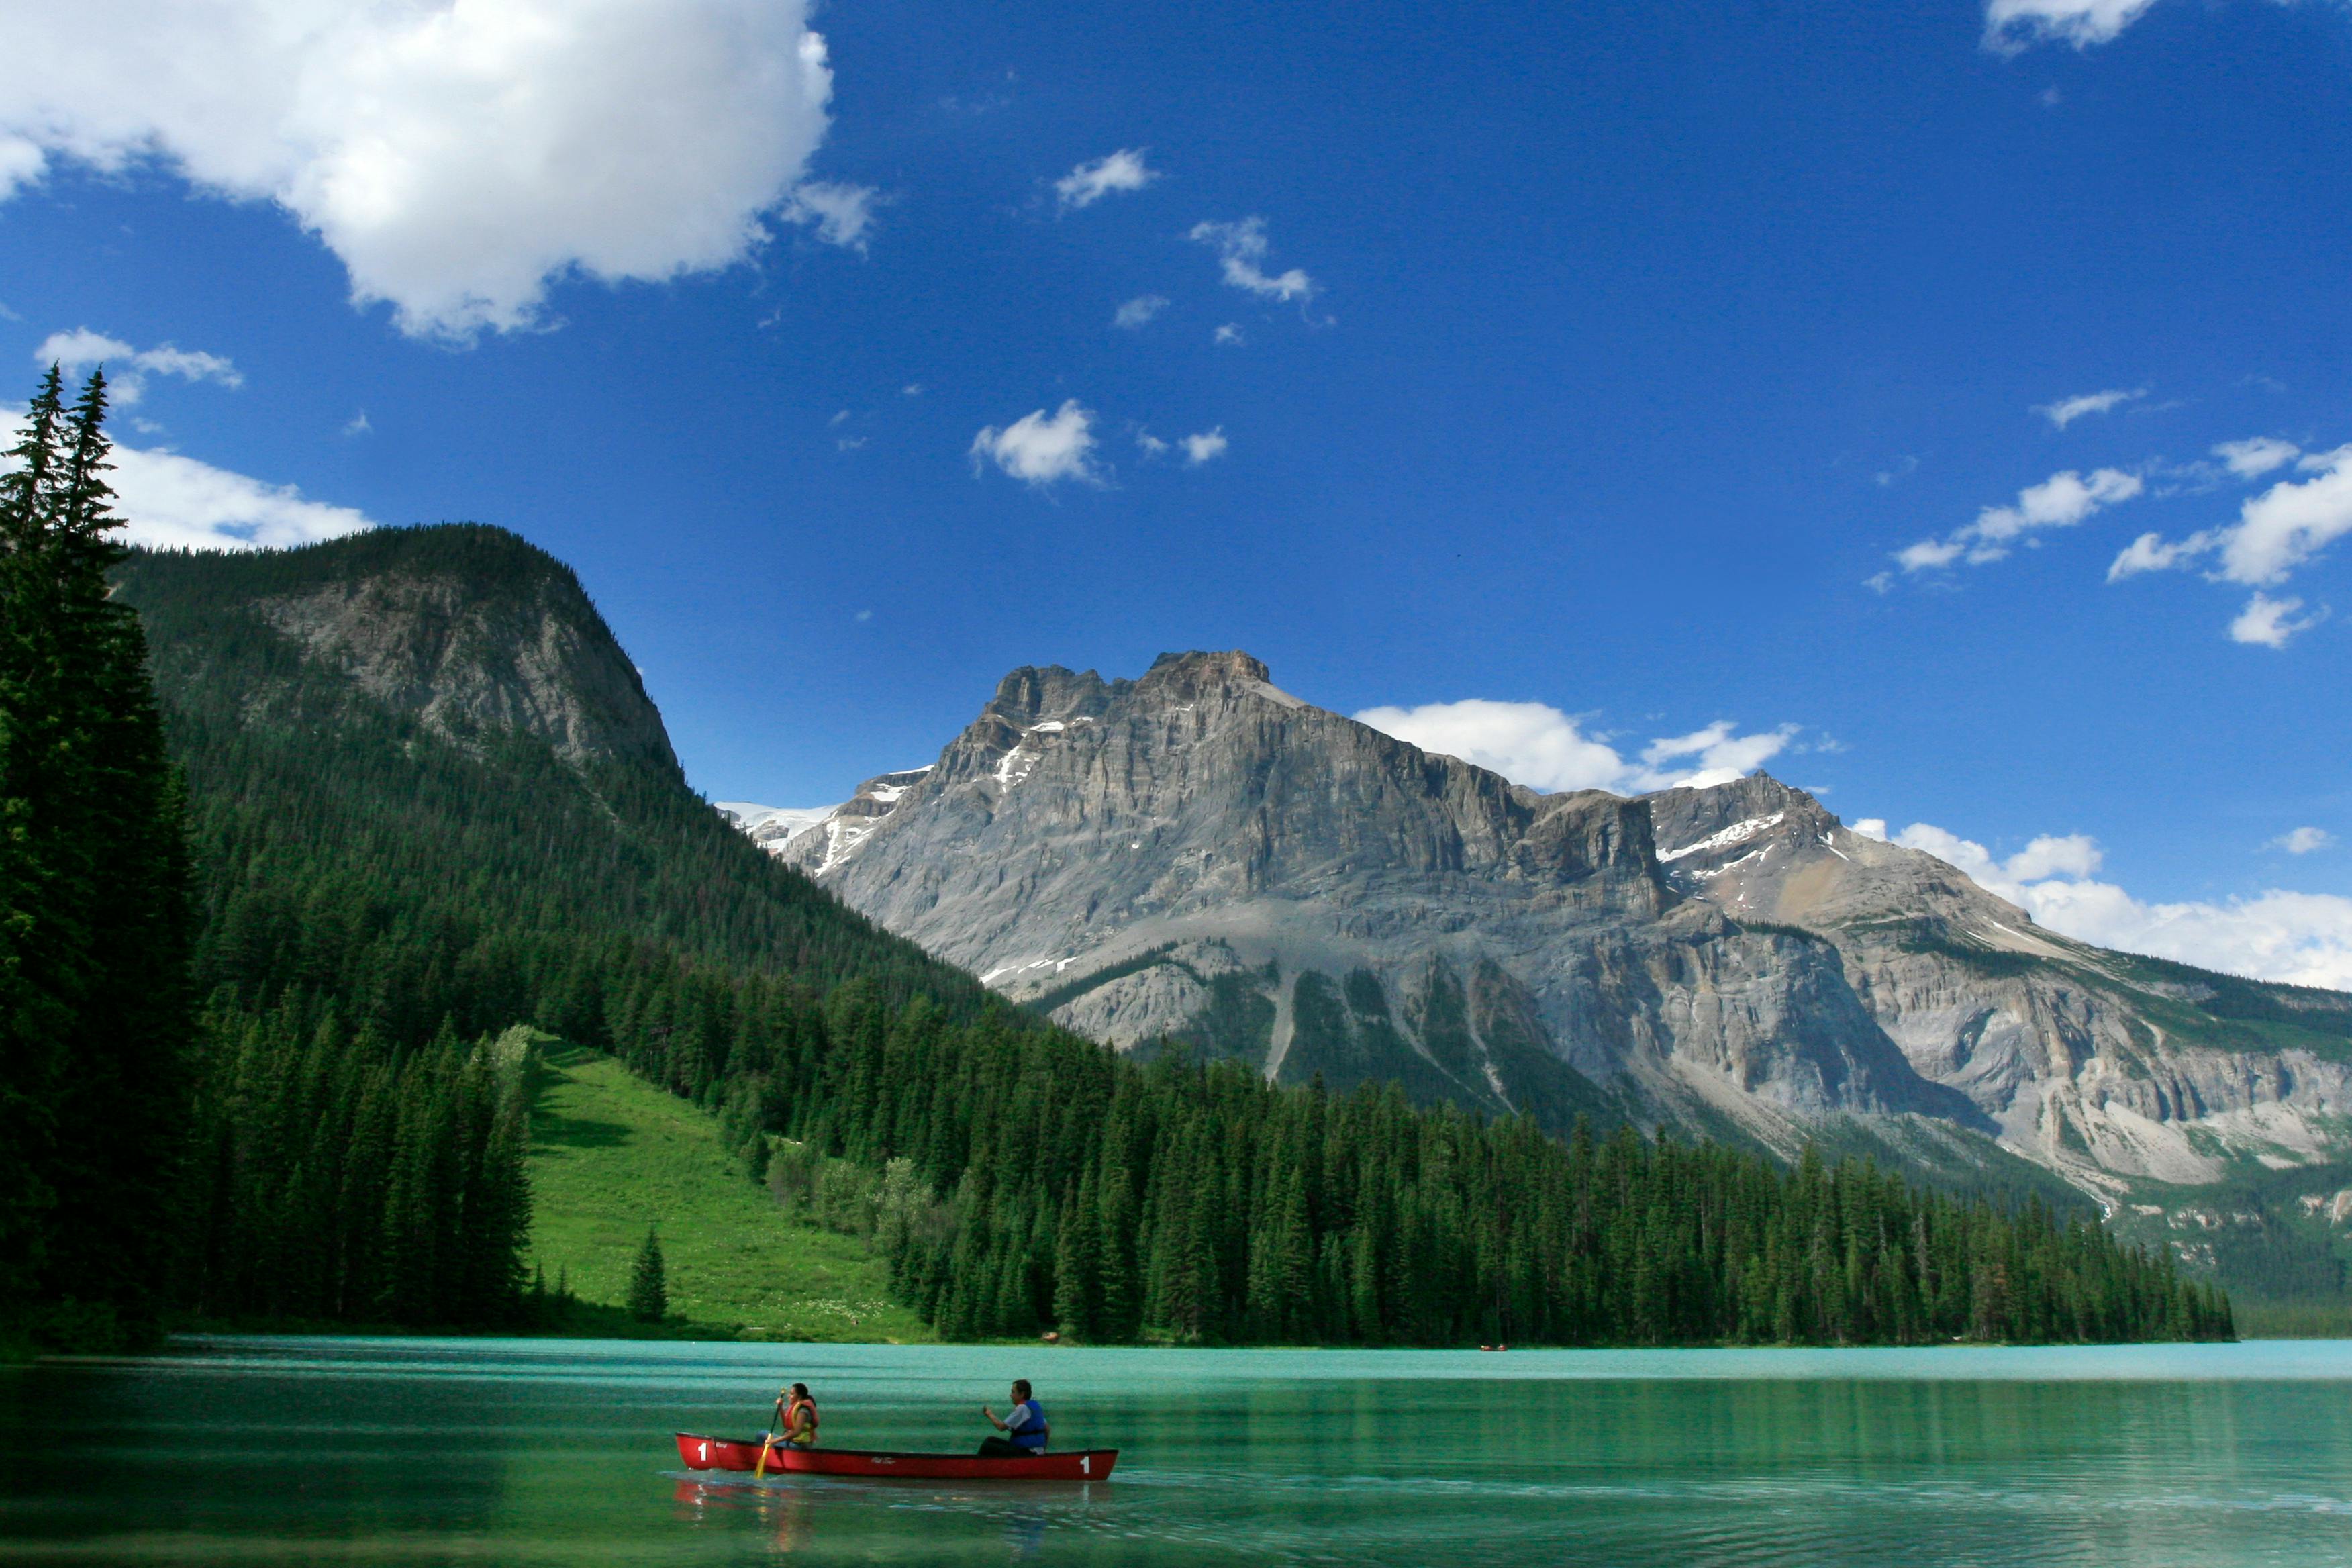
<box><xmin>791</xmin><ymin>1383</ymin><xmax>810</xmax><ymax>1400</ymax></box>
<box><xmin>1011</xmin><ymin>1379</ymin><xmax>1031</xmax><ymax>1399</ymax></box>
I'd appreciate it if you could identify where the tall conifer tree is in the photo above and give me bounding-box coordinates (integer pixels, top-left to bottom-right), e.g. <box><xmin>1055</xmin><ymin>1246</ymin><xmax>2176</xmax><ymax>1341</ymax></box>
<box><xmin>0</xmin><ymin>369</ymin><xmax>196</xmax><ymax>1342</ymax></box>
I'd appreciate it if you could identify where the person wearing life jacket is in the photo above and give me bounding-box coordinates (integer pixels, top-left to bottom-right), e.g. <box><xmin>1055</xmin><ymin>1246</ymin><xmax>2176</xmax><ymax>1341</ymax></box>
<box><xmin>778</xmin><ymin>1383</ymin><xmax>819</xmax><ymax>1449</ymax></box>
<box><xmin>977</xmin><ymin>1379</ymin><xmax>1046</xmax><ymax>1457</ymax></box>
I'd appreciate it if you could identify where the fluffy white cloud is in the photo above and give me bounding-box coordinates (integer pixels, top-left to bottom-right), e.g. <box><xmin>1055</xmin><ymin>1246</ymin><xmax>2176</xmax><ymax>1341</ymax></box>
<box><xmin>1212</xmin><ymin>322</ymin><xmax>1244</xmax><ymax>346</ymax></box>
<box><xmin>1984</xmin><ymin>0</ymin><xmax>2158</xmax><ymax>52</ymax></box>
<box><xmin>1056</xmin><ymin>149</ymin><xmax>1155</xmax><ymax>210</ymax></box>
<box><xmin>970</xmin><ymin>400</ymin><xmax>1099</xmax><ymax>487</ymax></box>
<box><xmin>0</xmin><ymin>0</ymin><xmax>840</xmax><ymax>339</ymax></box>
<box><xmin>1352</xmin><ymin>700</ymin><xmax>1796</xmax><ymax>796</ymax></box>
<box><xmin>2033</xmin><ymin>387</ymin><xmax>2143</xmax><ymax>428</ymax></box>
<box><xmin>35</xmin><ymin>328</ymin><xmax>242</xmax><ymax>405</ymax></box>
<box><xmin>2230</xmin><ymin>590</ymin><xmax>2322</xmax><ymax>648</ymax></box>
<box><xmin>1180</xmin><ymin>428</ymin><xmax>1227</xmax><ymax>466</ymax></box>
<box><xmin>109</xmin><ymin>441</ymin><xmax>375</xmax><ymax>550</ymax></box>
<box><xmin>1899</xmin><ymin>467</ymin><xmax>2143</xmax><ymax>573</ymax></box>
<box><xmin>1113</xmin><ymin>295</ymin><xmax>1167</xmax><ymax>330</ymax></box>
<box><xmin>1865</xmin><ymin>815</ymin><xmax>2352</xmax><ymax>989</ymax></box>
<box><xmin>2214</xmin><ymin>436</ymin><xmax>2300</xmax><ymax>479</ymax></box>
<box><xmin>2110</xmin><ymin>446</ymin><xmax>2352</xmax><ymax>643</ymax></box>
<box><xmin>2273</xmin><ymin>827</ymin><xmax>2335</xmax><ymax>855</ymax></box>
<box><xmin>2217</xmin><ymin>445</ymin><xmax>2352</xmax><ymax>585</ymax></box>
<box><xmin>1971</xmin><ymin>468</ymin><xmax>2143</xmax><ymax>554</ymax></box>
<box><xmin>783</xmin><ymin>181</ymin><xmax>882</xmax><ymax>252</ymax></box>
<box><xmin>1188</xmin><ymin>217</ymin><xmax>1314</xmax><ymax>301</ymax></box>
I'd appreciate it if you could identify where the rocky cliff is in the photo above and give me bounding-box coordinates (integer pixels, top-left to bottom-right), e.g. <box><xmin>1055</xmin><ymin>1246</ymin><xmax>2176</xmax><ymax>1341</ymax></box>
<box><xmin>119</xmin><ymin>523</ymin><xmax>679</xmax><ymax>772</ymax></box>
<box><xmin>758</xmin><ymin>650</ymin><xmax>2352</xmax><ymax>1195</ymax></box>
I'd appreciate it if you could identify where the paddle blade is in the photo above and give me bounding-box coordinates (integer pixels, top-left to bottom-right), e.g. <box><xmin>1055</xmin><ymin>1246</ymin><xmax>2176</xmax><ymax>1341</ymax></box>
<box><xmin>754</xmin><ymin>1433</ymin><xmax>771</xmax><ymax>1479</ymax></box>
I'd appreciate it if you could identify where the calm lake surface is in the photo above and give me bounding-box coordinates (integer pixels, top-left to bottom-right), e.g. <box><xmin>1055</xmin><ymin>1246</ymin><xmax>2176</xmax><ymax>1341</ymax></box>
<box><xmin>8</xmin><ymin>1337</ymin><xmax>2352</xmax><ymax>1565</ymax></box>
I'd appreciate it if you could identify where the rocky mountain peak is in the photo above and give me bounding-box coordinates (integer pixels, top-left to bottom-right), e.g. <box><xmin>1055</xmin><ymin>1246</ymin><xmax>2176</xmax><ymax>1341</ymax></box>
<box><xmin>981</xmin><ymin>664</ymin><xmax>1114</xmax><ymax>728</ymax></box>
<box><xmin>121</xmin><ymin>524</ymin><xmax>679</xmax><ymax>773</ymax></box>
<box><xmin>1134</xmin><ymin>648</ymin><xmax>1279</xmax><ymax>703</ymax></box>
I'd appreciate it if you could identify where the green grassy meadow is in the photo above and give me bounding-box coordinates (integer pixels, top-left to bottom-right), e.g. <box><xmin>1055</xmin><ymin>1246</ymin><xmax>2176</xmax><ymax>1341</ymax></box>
<box><xmin>526</xmin><ymin>1043</ymin><xmax>931</xmax><ymax>1343</ymax></box>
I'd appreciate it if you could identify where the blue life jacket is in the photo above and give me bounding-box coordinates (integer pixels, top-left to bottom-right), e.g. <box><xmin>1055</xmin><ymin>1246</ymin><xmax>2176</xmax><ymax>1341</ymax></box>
<box><xmin>1007</xmin><ymin>1400</ymin><xmax>1048</xmax><ymax>1451</ymax></box>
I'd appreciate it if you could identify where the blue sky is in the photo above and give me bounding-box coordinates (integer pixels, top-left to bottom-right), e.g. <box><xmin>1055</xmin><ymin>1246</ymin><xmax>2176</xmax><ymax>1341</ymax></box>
<box><xmin>5</xmin><ymin>0</ymin><xmax>2352</xmax><ymax>983</ymax></box>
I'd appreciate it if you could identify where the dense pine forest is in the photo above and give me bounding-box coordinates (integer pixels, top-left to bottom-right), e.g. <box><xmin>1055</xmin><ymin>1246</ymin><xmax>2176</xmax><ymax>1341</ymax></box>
<box><xmin>1</xmin><ymin>374</ymin><xmax>2231</xmax><ymax>1349</ymax></box>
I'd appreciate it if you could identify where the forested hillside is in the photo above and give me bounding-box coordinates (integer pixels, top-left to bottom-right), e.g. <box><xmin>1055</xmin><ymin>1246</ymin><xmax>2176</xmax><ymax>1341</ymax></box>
<box><xmin>78</xmin><ymin>518</ymin><xmax>2233</xmax><ymax>1346</ymax></box>
<box><xmin>113</xmin><ymin>526</ymin><xmax>986</xmax><ymax>1330</ymax></box>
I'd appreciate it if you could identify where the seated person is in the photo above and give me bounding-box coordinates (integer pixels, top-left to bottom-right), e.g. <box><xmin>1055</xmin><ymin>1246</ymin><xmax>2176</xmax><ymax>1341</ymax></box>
<box><xmin>777</xmin><ymin>1382</ymin><xmax>819</xmax><ymax>1449</ymax></box>
<box><xmin>977</xmin><ymin>1379</ymin><xmax>1047</xmax><ymax>1457</ymax></box>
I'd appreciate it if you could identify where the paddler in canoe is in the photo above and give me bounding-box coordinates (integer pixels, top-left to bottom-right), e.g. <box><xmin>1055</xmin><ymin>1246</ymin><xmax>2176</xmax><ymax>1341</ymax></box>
<box><xmin>752</xmin><ymin>1383</ymin><xmax>818</xmax><ymax>1477</ymax></box>
<box><xmin>777</xmin><ymin>1383</ymin><xmax>818</xmax><ymax>1449</ymax></box>
<box><xmin>976</xmin><ymin>1379</ymin><xmax>1047</xmax><ymax>1457</ymax></box>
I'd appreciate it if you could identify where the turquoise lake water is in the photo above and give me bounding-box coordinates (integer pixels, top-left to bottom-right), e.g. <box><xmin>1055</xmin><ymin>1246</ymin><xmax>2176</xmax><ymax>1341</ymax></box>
<box><xmin>7</xmin><ymin>1336</ymin><xmax>2352</xmax><ymax>1564</ymax></box>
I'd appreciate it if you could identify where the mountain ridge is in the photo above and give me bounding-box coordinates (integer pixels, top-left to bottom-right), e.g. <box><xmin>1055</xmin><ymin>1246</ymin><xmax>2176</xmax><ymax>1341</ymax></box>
<box><xmin>744</xmin><ymin>649</ymin><xmax>2352</xmax><ymax>1202</ymax></box>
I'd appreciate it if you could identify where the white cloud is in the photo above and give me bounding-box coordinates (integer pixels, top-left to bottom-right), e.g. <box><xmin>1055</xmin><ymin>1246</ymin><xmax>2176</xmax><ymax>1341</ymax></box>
<box><xmin>2216</xmin><ymin>445</ymin><xmax>2352</xmax><ymax>585</ymax></box>
<box><xmin>2106</xmin><ymin>529</ymin><xmax>2211</xmax><ymax>581</ymax></box>
<box><xmin>2033</xmin><ymin>387</ymin><xmax>2143</xmax><ymax>428</ymax></box>
<box><xmin>2214</xmin><ymin>436</ymin><xmax>2300</xmax><ymax>479</ymax></box>
<box><xmin>1984</xmin><ymin>0</ymin><xmax>2158</xmax><ymax>53</ymax></box>
<box><xmin>783</xmin><ymin>181</ymin><xmax>883</xmax><ymax>252</ymax></box>
<box><xmin>1212</xmin><ymin>322</ymin><xmax>1244</xmax><ymax>346</ymax></box>
<box><xmin>1180</xmin><ymin>428</ymin><xmax>1227</xmax><ymax>466</ymax></box>
<box><xmin>1630</xmin><ymin>720</ymin><xmax>1800</xmax><ymax>792</ymax></box>
<box><xmin>1113</xmin><ymin>295</ymin><xmax>1167</xmax><ymax>330</ymax></box>
<box><xmin>1896</xmin><ymin>538</ymin><xmax>1964</xmax><ymax>573</ymax></box>
<box><xmin>35</xmin><ymin>327</ymin><xmax>242</xmax><ymax>405</ymax></box>
<box><xmin>1969</xmin><ymin>468</ymin><xmax>2143</xmax><ymax>554</ymax></box>
<box><xmin>341</xmin><ymin>410</ymin><xmax>369</xmax><ymax>436</ymax></box>
<box><xmin>0</xmin><ymin>0</ymin><xmax>840</xmax><ymax>340</ymax></box>
<box><xmin>2273</xmin><ymin>827</ymin><xmax>2335</xmax><ymax>855</ymax></box>
<box><xmin>1352</xmin><ymin>699</ymin><xmax>1796</xmax><ymax>796</ymax></box>
<box><xmin>1134</xmin><ymin>430</ymin><xmax>1169</xmax><ymax>458</ymax></box>
<box><xmin>2106</xmin><ymin>447</ymin><xmax>2352</xmax><ymax>638</ymax></box>
<box><xmin>970</xmin><ymin>399</ymin><xmax>1099</xmax><ymax>487</ymax></box>
<box><xmin>1898</xmin><ymin>467</ymin><xmax>2142</xmax><ymax>573</ymax></box>
<box><xmin>1188</xmin><ymin>217</ymin><xmax>1314</xmax><ymax>301</ymax></box>
<box><xmin>2230</xmin><ymin>590</ymin><xmax>2323</xmax><ymax>648</ymax></box>
<box><xmin>1876</xmin><ymin>815</ymin><xmax>2352</xmax><ymax>989</ymax></box>
<box><xmin>1056</xmin><ymin>148</ymin><xmax>1155</xmax><ymax>210</ymax></box>
<box><xmin>108</xmin><ymin>440</ymin><xmax>376</xmax><ymax>550</ymax></box>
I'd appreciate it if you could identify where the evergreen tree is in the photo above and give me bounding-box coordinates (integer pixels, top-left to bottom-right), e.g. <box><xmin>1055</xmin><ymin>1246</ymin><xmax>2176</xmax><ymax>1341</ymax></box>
<box><xmin>0</xmin><ymin>369</ymin><xmax>196</xmax><ymax>1344</ymax></box>
<box><xmin>628</xmin><ymin>1227</ymin><xmax>667</xmax><ymax>1323</ymax></box>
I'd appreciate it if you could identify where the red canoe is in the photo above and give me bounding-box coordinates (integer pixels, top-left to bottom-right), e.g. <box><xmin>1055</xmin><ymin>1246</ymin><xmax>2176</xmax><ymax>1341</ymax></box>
<box><xmin>673</xmin><ymin>1432</ymin><xmax>1118</xmax><ymax>1481</ymax></box>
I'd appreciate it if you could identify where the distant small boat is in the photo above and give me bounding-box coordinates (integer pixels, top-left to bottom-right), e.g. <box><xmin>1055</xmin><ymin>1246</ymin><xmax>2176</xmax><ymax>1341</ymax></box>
<box><xmin>1479</xmin><ymin>1344</ymin><xmax>1508</xmax><ymax>1352</ymax></box>
<box><xmin>673</xmin><ymin>1432</ymin><xmax>1117</xmax><ymax>1481</ymax></box>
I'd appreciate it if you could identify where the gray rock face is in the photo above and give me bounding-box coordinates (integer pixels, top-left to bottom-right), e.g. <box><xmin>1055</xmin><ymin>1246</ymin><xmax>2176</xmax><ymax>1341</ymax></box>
<box><xmin>252</xmin><ymin>555</ymin><xmax>677</xmax><ymax>770</ymax></box>
<box><xmin>1648</xmin><ymin>775</ymin><xmax>2352</xmax><ymax>1188</ymax></box>
<box><xmin>761</xmin><ymin>650</ymin><xmax>2352</xmax><ymax>1191</ymax></box>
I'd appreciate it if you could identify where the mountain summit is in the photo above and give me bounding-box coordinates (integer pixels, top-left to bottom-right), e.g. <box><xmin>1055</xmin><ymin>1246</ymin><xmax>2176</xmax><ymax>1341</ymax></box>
<box><xmin>758</xmin><ymin>651</ymin><xmax>2352</xmax><ymax>1196</ymax></box>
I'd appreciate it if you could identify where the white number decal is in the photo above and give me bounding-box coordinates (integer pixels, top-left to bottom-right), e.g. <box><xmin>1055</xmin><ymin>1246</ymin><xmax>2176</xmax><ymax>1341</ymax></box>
<box><xmin>1081</xmin><ymin>1456</ymin><xmax>1090</xmax><ymax>1475</ymax></box>
<box><xmin>697</xmin><ymin>1442</ymin><xmax>709</xmax><ymax>1463</ymax></box>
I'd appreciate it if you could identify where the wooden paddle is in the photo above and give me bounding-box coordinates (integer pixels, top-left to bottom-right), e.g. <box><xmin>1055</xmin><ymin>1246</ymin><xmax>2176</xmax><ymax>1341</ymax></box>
<box><xmin>754</xmin><ymin>1396</ymin><xmax>785</xmax><ymax>1479</ymax></box>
